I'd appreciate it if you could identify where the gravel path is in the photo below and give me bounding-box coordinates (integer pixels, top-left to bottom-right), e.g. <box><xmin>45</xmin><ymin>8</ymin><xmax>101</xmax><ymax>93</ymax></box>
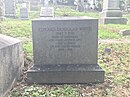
<box><xmin>99</xmin><ymin>39</ymin><xmax>130</xmax><ymax>43</ymax></box>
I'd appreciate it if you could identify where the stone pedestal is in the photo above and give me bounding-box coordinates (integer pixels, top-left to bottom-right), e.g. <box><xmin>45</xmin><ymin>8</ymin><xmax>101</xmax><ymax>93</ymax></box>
<box><xmin>100</xmin><ymin>0</ymin><xmax>127</xmax><ymax>24</ymax></box>
<box><xmin>0</xmin><ymin>34</ymin><xmax>24</xmax><ymax>97</ymax></box>
<box><xmin>27</xmin><ymin>17</ymin><xmax>104</xmax><ymax>84</ymax></box>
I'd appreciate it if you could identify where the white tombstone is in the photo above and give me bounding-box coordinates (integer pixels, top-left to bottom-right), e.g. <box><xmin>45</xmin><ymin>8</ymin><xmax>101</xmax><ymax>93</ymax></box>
<box><xmin>40</xmin><ymin>7</ymin><xmax>54</xmax><ymax>17</ymax></box>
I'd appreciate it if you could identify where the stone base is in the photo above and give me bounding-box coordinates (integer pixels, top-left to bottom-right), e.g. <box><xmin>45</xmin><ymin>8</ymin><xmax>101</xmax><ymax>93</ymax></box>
<box><xmin>20</xmin><ymin>18</ymin><xmax>29</xmax><ymax>20</ymax></box>
<box><xmin>100</xmin><ymin>17</ymin><xmax>127</xmax><ymax>24</ymax></box>
<box><xmin>5</xmin><ymin>14</ymin><xmax>16</xmax><ymax>18</ymax></box>
<box><xmin>101</xmin><ymin>10</ymin><xmax>122</xmax><ymax>17</ymax></box>
<box><xmin>27</xmin><ymin>64</ymin><xmax>104</xmax><ymax>84</ymax></box>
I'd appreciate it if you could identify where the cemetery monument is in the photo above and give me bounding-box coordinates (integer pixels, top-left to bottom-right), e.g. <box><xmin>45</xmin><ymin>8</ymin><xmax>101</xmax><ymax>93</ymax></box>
<box><xmin>20</xmin><ymin>3</ymin><xmax>29</xmax><ymax>19</ymax></box>
<box><xmin>27</xmin><ymin>17</ymin><xmax>104</xmax><ymax>84</ymax></box>
<box><xmin>40</xmin><ymin>7</ymin><xmax>54</xmax><ymax>17</ymax></box>
<box><xmin>0</xmin><ymin>0</ymin><xmax>4</xmax><ymax>20</ymax></box>
<box><xmin>30</xmin><ymin>0</ymin><xmax>40</xmax><ymax>11</ymax></box>
<box><xmin>0</xmin><ymin>34</ymin><xmax>24</xmax><ymax>97</ymax></box>
<box><xmin>100</xmin><ymin>0</ymin><xmax>127</xmax><ymax>24</ymax></box>
<box><xmin>4</xmin><ymin>0</ymin><xmax>16</xmax><ymax>17</ymax></box>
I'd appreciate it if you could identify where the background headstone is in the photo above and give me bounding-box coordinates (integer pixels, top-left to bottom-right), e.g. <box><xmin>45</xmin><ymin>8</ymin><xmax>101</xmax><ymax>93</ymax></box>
<box><xmin>30</xmin><ymin>0</ymin><xmax>40</xmax><ymax>11</ymax></box>
<box><xmin>68</xmin><ymin>0</ymin><xmax>74</xmax><ymax>6</ymax></box>
<box><xmin>0</xmin><ymin>0</ymin><xmax>4</xmax><ymax>20</ymax></box>
<box><xmin>100</xmin><ymin>0</ymin><xmax>127</xmax><ymax>24</ymax></box>
<box><xmin>20</xmin><ymin>3</ymin><xmax>29</xmax><ymax>19</ymax></box>
<box><xmin>27</xmin><ymin>17</ymin><xmax>104</xmax><ymax>84</ymax></box>
<box><xmin>119</xmin><ymin>29</ymin><xmax>130</xmax><ymax>36</ymax></box>
<box><xmin>4</xmin><ymin>0</ymin><xmax>16</xmax><ymax>17</ymax></box>
<box><xmin>0</xmin><ymin>34</ymin><xmax>24</xmax><ymax>97</ymax></box>
<box><xmin>40</xmin><ymin>7</ymin><xmax>54</xmax><ymax>17</ymax></box>
<box><xmin>77</xmin><ymin>0</ymin><xmax>88</xmax><ymax>12</ymax></box>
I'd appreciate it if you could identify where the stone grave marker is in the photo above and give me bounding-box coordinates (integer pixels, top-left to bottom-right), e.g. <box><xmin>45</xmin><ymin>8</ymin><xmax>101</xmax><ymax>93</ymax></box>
<box><xmin>0</xmin><ymin>34</ymin><xmax>24</xmax><ymax>97</ymax></box>
<box><xmin>27</xmin><ymin>17</ymin><xmax>104</xmax><ymax>84</ymax></box>
<box><xmin>20</xmin><ymin>4</ymin><xmax>29</xmax><ymax>19</ymax></box>
<box><xmin>68</xmin><ymin>0</ymin><xmax>74</xmax><ymax>6</ymax></box>
<box><xmin>4</xmin><ymin>0</ymin><xmax>16</xmax><ymax>17</ymax></box>
<box><xmin>0</xmin><ymin>0</ymin><xmax>4</xmax><ymax>20</ymax></box>
<box><xmin>30</xmin><ymin>0</ymin><xmax>40</xmax><ymax>11</ymax></box>
<box><xmin>40</xmin><ymin>7</ymin><xmax>54</xmax><ymax>17</ymax></box>
<box><xmin>100</xmin><ymin>0</ymin><xmax>127</xmax><ymax>24</ymax></box>
<box><xmin>119</xmin><ymin>30</ymin><xmax>130</xmax><ymax>36</ymax></box>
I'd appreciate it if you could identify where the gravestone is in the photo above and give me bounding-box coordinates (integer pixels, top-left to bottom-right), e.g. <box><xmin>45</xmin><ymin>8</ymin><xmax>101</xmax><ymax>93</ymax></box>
<box><xmin>27</xmin><ymin>17</ymin><xmax>104</xmax><ymax>84</ymax></box>
<box><xmin>100</xmin><ymin>0</ymin><xmax>127</xmax><ymax>24</ymax></box>
<box><xmin>20</xmin><ymin>4</ymin><xmax>29</xmax><ymax>19</ymax></box>
<box><xmin>77</xmin><ymin>1</ymin><xmax>84</xmax><ymax>12</ymax></box>
<box><xmin>0</xmin><ymin>0</ymin><xmax>5</xmax><ymax>20</ymax></box>
<box><xmin>30</xmin><ymin>0</ymin><xmax>40</xmax><ymax>11</ymax></box>
<box><xmin>40</xmin><ymin>7</ymin><xmax>54</xmax><ymax>17</ymax></box>
<box><xmin>68</xmin><ymin>0</ymin><xmax>74</xmax><ymax>6</ymax></box>
<box><xmin>4</xmin><ymin>0</ymin><xmax>16</xmax><ymax>17</ymax></box>
<box><xmin>0</xmin><ymin>34</ymin><xmax>24</xmax><ymax>97</ymax></box>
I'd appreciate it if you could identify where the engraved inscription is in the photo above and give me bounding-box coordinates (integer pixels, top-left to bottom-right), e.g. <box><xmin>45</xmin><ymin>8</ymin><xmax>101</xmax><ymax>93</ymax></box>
<box><xmin>39</xmin><ymin>27</ymin><xmax>91</xmax><ymax>51</ymax></box>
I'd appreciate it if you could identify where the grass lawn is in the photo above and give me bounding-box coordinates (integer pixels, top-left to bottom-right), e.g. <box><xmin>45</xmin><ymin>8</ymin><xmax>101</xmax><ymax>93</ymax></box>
<box><xmin>0</xmin><ymin>6</ymin><xmax>130</xmax><ymax>97</ymax></box>
<box><xmin>7</xmin><ymin>43</ymin><xmax>130</xmax><ymax>97</ymax></box>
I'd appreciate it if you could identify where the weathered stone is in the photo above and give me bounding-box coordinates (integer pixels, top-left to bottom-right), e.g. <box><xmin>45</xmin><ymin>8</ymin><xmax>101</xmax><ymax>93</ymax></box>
<box><xmin>100</xmin><ymin>0</ymin><xmax>127</xmax><ymax>24</ymax></box>
<box><xmin>119</xmin><ymin>30</ymin><xmax>130</xmax><ymax>35</ymax></box>
<box><xmin>101</xmin><ymin>10</ymin><xmax>122</xmax><ymax>17</ymax></box>
<box><xmin>27</xmin><ymin>17</ymin><xmax>104</xmax><ymax>84</ymax></box>
<box><xmin>0</xmin><ymin>0</ymin><xmax>5</xmax><ymax>20</ymax></box>
<box><xmin>4</xmin><ymin>0</ymin><xmax>16</xmax><ymax>17</ymax></box>
<box><xmin>40</xmin><ymin>7</ymin><xmax>54</xmax><ymax>17</ymax></box>
<box><xmin>100</xmin><ymin>17</ymin><xmax>127</xmax><ymax>24</ymax></box>
<box><xmin>20</xmin><ymin>7</ymin><xmax>29</xmax><ymax>19</ymax></box>
<box><xmin>0</xmin><ymin>34</ymin><xmax>24</xmax><ymax>97</ymax></box>
<box><xmin>30</xmin><ymin>0</ymin><xmax>40</xmax><ymax>11</ymax></box>
<box><xmin>27</xmin><ymin>64</ymin><xmax>104</xmax><ymax>84</ymax></box>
